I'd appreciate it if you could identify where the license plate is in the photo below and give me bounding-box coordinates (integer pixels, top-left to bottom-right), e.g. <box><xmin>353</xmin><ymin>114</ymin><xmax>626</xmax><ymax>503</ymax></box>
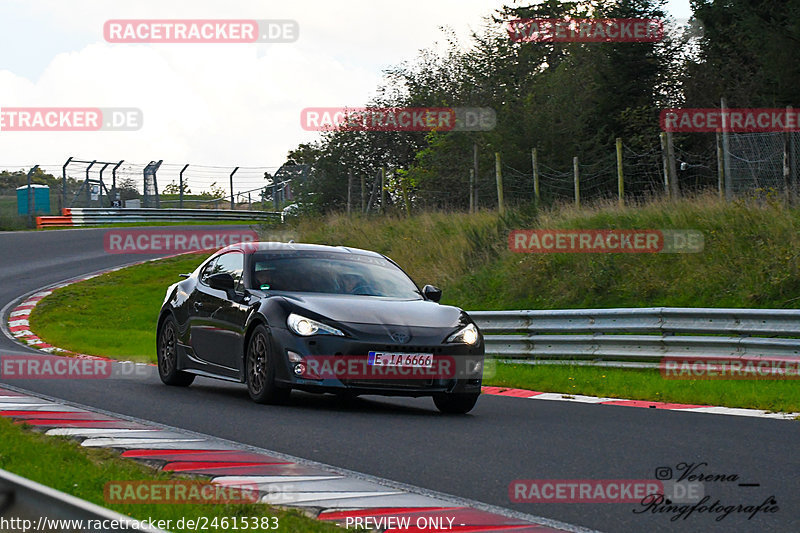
<box><xmin>368</xmin><ymin>351</ymin><xmax>434</xmax><ymax>368</ymax></box>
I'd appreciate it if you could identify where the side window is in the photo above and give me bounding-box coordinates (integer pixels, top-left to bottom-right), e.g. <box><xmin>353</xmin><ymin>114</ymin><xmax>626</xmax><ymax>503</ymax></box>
<box><xmin>199</xmin><ymin>257</ymin><xmax>218</xmax><ymax>285</ymax></box>
<box><xmin>214</xmin><ymin>252</ymin><xmax>245</xmax><ymax>293</ymax></box>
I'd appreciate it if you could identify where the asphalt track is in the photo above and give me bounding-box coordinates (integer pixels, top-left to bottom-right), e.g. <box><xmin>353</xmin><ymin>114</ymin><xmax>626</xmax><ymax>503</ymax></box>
<box><xmin>1</xmin><ymin>226</ymin><xmax>798</xmax><ymax>533</ymax></box>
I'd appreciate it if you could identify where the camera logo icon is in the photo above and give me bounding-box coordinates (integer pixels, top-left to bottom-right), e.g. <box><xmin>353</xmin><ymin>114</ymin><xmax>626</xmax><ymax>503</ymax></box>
<box><xmin>655</xmin><ymin>467</ymin><xmax>673</xmax><ymax>480</ymax></box>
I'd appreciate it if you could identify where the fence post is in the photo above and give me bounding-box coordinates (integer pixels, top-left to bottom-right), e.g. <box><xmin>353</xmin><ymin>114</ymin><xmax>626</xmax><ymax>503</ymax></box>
<box><xmin>721</xmin><ymin>97</ymin><xmax>733</xmax><ymax>200</ymax></box>
<box><xmin>85</xmin><ymin>160</ymin><xmax>96</xmax><ymax>207</ymax></box>
<box><xmin>61</xmin><ymin>157</ymin><xmax>72</xmax><ymax>213</ymax></box>
<box><xmin>26</xmin><ymin>165</ymin><xmax>39</xmax><ymax>227</ymax></box>
<box><xmin>716</xmin><ymin>131</ymin><xmax>724</xmax><ymax>199</ymax></box>
<box><xmin>98</xmin><ymin>163</ymin><xmax>110</xmax><ymax>207</ymax></box>
<box><xmin>784</xmin><ymin>105</ymin><xmax>794</xmax><ymax>204</ymax></box>
<box><xmin>111</xmin><ymin>160</ymin><xmax>123</xmax><ymax>206</ymax></box>
<box><xmin>361</xmin><ymin>174</ymin><xmax>366</xmax><ymax>213</ymax></box>
<box><xmin>495</xmin><ymin>152</ymin><xmax>504</xmax><ymax>214</ymax></box>
<box><xmin>400</xmin><ymin>170</ymin><xmax>411</xmax><ymax>216</ymax></box>
<box><xmin>180</xmin><ymin>164</ymin><xmax>189</xmax><ymax>208</ymax></box>
<box><xmin>229</xmin><ymin>167</ymin><xmax>239</xmax><ymax>210</ymax></box>
<box><xmin>473</xmin><ymin>142</ymin><xmax>479</xmax><ymax>210</ymax></box>
<box><xmin>380</xmin><ymin>167</ymin><xmax>386</xmax><ymax>213</ymax></box>
<box><xmin>660</xmin><ymin>132</ymin><xmax>670</xmax><ymax>197</ymax></box>
<box><xmin>615</xmin><ymin>138</ymin><xmax>624</xmax><ymax>207</ymax></box>
<box><xmin>532</xmin><ymin>147</ymin><xmax>540</xmax><ymax>207</ymax></box>
<box><xmin>347</xmin><ymin>169</ymin><xmax>352</xmax><ymax>215</ymax></box>
<box><xmin>573</xmin><ymin>156</ymin><xmax>580</xmax><ymax>208</ymax></box>
<box><xmin>666</xmin><ymin>131</ymin><xmax>679</xmax><ymax>198</ymax></box>
<box><xmin>469</xmin><ymin>169</ymin><xmax>475</xmax><ymax>213</ymax></box>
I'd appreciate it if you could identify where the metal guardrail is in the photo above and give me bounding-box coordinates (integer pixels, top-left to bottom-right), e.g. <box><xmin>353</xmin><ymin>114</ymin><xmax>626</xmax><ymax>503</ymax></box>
<box><xmin>0</xmin><ymin>468</ymin><xmax>165</xmax><ymax>531</ymax></box>
<box><xmin>37</xmin><ymin>208</ymin><xmax>282</xmax><ymax>228</ymax></box>
<box><xmin>469</xmin><ymin>308</ymin><xmax>800</xmax><ymax>362</ymax></box>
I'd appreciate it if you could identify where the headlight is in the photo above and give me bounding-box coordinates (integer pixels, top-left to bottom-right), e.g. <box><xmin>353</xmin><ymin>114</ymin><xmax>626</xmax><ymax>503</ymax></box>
<box><xmin>446</xmin><ymin>323</ymin><xmax>479</xmax><ymax>345</ymax></box>
<box><xmin>287</xmin><ymin>313</ymin><xmax>344</xmax><ymax>337</ymax></box>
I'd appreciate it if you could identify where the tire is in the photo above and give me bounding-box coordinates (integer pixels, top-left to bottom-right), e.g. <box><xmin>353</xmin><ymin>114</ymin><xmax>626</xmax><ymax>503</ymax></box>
<box><xmin>246</xmin><ymin>325</ymin><xmax>291</xmax><ymax>404</ymax></box>
<box><xmin>433</xmin><ymin>392</ymin><xmax>479</xmax><ymax>414</ymax></box>
<box><xmin>157</xmin><ymin>315</ymin><xmax>195</xmax><ymax>387</ymax></box>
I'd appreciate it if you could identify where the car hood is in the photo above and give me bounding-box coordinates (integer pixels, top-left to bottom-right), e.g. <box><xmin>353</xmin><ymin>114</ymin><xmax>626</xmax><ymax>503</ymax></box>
<box><xmin>279</xmin><ymin>293</ymin><xmax>463</xmax><ymax>328</ymax></box>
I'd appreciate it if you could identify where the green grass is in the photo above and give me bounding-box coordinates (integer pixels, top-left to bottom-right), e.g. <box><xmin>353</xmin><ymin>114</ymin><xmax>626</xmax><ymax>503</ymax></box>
<box><xmin>491</xmin><ymin>363</ymin><xmax>800</xmax><ymax>414</ymax></box>
<box><xmin>0</xmin><ymin>417</ymin><xmax>346</xmax><ymax>532</ymax></box>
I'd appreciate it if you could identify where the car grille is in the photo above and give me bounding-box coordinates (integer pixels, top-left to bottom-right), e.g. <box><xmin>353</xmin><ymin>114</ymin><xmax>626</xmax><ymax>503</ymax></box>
<box><xmin>344</xmin><ymin>378</ymin><xmax>436</xmax><ymax>389</ymax></box>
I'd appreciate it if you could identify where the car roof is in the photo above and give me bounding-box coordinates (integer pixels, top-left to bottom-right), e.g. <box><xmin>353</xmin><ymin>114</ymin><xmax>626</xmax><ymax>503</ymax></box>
<box><xmin>216</xmin><ymin>241</ymin><xmax>384</xmax><ymax>258</ymax></box>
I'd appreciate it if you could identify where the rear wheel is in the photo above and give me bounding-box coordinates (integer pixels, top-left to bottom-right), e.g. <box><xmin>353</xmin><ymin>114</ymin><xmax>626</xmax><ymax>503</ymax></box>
<box><xmin>433</xmin><ymin>392</ymin><xmax>479</xmax><ymax>414</ymax></box>
<box><xmin>246</xmin><ymin>325</ymin><xmax>290</xmax><ymax>404</ymax></box>
<box><xmin>157</xmin><ymin>316</ymin><xmax>194</xmax><ymax>386</ymax></box>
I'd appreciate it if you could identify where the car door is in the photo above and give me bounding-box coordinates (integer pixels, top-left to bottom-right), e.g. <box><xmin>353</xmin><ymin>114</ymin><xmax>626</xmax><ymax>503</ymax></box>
<box><xmin>189</xmin><ymin>251</ymin><xmax>249</xmax><ymax>370</ymax></box>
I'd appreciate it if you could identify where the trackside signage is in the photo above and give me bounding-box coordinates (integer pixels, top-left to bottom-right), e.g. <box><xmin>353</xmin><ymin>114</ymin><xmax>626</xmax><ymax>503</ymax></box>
<box><xmin>509</xmin><ymin>229</ymin><xmax>704</xmax><ymax>253</ymax></box>
<box><xmin>104</xmin><ymin>229</ymin><xmax>258</xmax><ymax>253</ymax></box>
<box><xmin>507</xmin><ymin>18</ymin><xmax>664</xmax><ymax>43</ymax></box>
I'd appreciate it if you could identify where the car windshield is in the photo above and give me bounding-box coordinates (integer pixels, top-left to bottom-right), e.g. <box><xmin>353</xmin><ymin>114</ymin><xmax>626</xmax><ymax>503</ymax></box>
<box><xmin>250</xmin><ymin>252</ymin><xmax>423</xmax><ymax>299</ymax></box>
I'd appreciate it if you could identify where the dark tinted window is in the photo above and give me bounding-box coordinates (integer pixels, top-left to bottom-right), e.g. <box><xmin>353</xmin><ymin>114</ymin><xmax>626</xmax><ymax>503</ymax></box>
<box><xmin>201</xmin><ymin>252</ymin><xmax>244</xmax><ymax>292</ymax></box>
<box><xmin>251</xmin><ymin>252</ymin><xmax>421</xmax><ymax>299</ymax></box>
<box><xmin>199</xmin><ymin>257</ymin><xmax>218</xmax><ymax>284</ymax></box>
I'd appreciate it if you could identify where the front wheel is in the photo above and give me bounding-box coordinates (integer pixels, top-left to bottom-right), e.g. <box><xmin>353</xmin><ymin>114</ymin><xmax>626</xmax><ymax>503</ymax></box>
<box><xmin>157</xmin><ymin>315</ymin><xmax>195</xmax><ymax>387</ymax></box>
<box><xmin>246</xmin><ymin>325</ymin><xmax>290</xmax><ymax>404</ymax></box>
<box><xmin>433</xmin><ymin>392</ymin><xmax>479</xmax><ymax>414</ymax></box>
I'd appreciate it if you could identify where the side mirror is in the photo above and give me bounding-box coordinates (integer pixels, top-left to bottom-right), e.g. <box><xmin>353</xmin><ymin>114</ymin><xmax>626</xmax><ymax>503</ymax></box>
<box><xmin>422</xmin><ymin>284</ymin><xmax>442</xmax><ymax>303</ymax></box>
<box><xmin>208</xmin><ymin>273</ymin><xmax>235</xmax><ymax>292</ymax></box>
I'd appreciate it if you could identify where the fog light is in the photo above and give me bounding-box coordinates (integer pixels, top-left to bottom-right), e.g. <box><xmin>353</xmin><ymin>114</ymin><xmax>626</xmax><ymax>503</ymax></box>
<box><xmin>294</xmin><ymin>363</ymin><xmax>306</xmax><ymax>376</ymax></box>
<box><xmin>287</xmin><ymin>351</ymin><xmax>303</xmax><ymax>363</ymax></box>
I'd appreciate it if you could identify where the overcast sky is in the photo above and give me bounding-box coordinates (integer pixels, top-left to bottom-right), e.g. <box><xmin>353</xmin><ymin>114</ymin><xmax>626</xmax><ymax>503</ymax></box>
<box><xmin>0</xmin><ymin>0</ymin><xmax>692</xmax><ymax>184</ymax></box>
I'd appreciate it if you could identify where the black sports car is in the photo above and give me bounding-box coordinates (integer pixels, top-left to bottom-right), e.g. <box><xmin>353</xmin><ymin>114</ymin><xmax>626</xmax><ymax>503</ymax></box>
<box><xmin>156</xmin><ymin>242</ymin><xmax>485</xmax><ymax>413</ymax></box>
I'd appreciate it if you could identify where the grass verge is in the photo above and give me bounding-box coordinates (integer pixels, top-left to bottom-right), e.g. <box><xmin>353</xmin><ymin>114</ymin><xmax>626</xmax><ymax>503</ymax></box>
<box><xmin>0</xmin><ymin>416</ymin><xmax>344</xmax><ymax>532</ymax></box>
<box><xmin>491</xmin><ymin>364</ymin><xmax>800</xmax><ymax>414</ymax></box>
